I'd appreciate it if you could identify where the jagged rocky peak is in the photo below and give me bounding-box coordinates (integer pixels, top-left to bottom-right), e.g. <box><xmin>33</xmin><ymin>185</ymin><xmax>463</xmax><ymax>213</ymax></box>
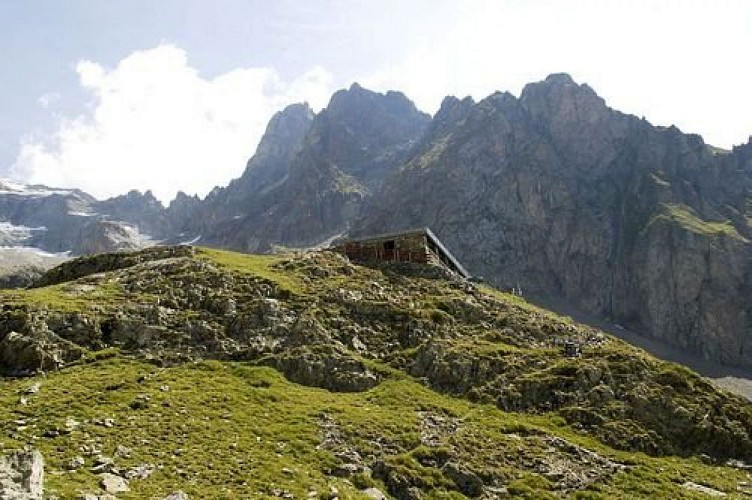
<box><xmin>190</xmin><ymin>83</ymin><xmax>434</xmax><ymax>253</ymax></box>
<box><xmin>430</xmin><ymin>95</ymin><xmax>476</xmax><ymax>135</ymax></box>
<box><xmin>328</xmin><ymin>82</ymin><xmax>426</xmax><ymax>118</ymax></box>
<box><xmin>520</xmin><ymin>72</ymin><xmax>609</xmax><ymax>125</ymax></box>
<box><xmin>522</xmin><ymin>72</ymin><xmax>588</xmax><ymax>93</ymax></box>
<box><xmin>251</xmin><ymin>102</ymin><xmax>316</xmax><ymax>164</ymax></box>
<box><xmin>517</xmin><ymin>73</ymin><xmax>632</xmax><ymax>169</ymax></box>
<box><xmin>436</xmin><ymin>95</ymin><xmax>475</xmax><ymax>115</ymax></box>
<box><xmin>543</xmin><ymin>72</ymin><xmax>578</xmax><ymax>85</ymax></box>
<box><xmin>322</xmin><ymin>82</ymin><xmax>430</xmax><ymax>148</ymax></box>
<box><xmin>229</xmin><ymin>102</ymin><xmax>317</xmax><ymax>198</ymax></box>
<box><xmin>520</xmin><ymin>72</ymin><xmax>603</xmax><ymax>108</ymax></box>
<box><xmin>95</xmin><ymin>189</ymin><xmax>169</xmax><ymax>239</ymax></box>
<box><xmin>124</xmin><ymin>189</ymin><xmax>161</xmax><ymax>204</ymax></box>
<box><xmin>732</xmin><ymin>136</ymin><xmax>752</xmax><ymax>160</ymax></box>
<box><xmin>168</xmin><ymin>190</ymin><xmax>200</xmax><ymax>209</ymax></box>
<box><xmin>478</xmin><ymin>91</ymin><xmax>523</xmax><ymax>119</ymax></box>
<box><xmin>166</xmin><ymin>190</ymin><xmax>201</xmax><ymax>227</ymax></box>
<box><xmin>100</xmin><ymin>189</ymin><xmax>164</xmax><ymax>214</ymax></box>
<box><xmin>300</xmin><ymin>82</ymin><xmax>430</xmax><ymax>189</ymax></box>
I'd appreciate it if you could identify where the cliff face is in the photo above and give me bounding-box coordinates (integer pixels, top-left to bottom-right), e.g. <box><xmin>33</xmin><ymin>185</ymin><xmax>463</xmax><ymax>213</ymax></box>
<box><xmin>181</xmin><ymin>85</ymin><xmax>430</xmax><ymax>252</ymax></box>
<box><xmin>354</xmin><ymin>74</ymin><xmax>752</xmax><ymax>367</ymax></box>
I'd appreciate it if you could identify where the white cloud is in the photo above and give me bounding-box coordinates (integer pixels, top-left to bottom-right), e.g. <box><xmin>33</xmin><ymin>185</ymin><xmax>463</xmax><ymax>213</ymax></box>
<box><xmin>12</xmin><ymin>44</ymin><xmax>333</xmax><ymax>203</ymax></box>
<box><xmin>360</xmin><ymin>0</ymin><xmax>752</xmax><ymax>149</ymax></box>
<box><xmin>36</xmin><ymin>92</ymin><xmax>60</xmax><ymax>109</ymax></box>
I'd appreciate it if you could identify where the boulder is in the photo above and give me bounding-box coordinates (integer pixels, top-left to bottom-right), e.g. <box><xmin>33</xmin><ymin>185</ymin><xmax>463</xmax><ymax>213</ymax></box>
<box><xmin>163</xmin><ymin>492</ymin><xmax>189</xmax><ymax>500</ymax></box>
<box><xmin>362</xmin><ymin>487</ymin><xmax>387</xmax><ymax>499</ymax></box>
<box><xmin>441</xmin><ymin>462</ymin><xmax>484</xmax><ymax>497</ymax></box>
<box><xmin>98</xmin><ymin>473</ymin><xmax>129</xmax><ymax>494</ymax></box>
<box><xmin>0</xmin><ymin>332</ymin><xmax>61</xmax><ymax>376</ymax></box>
<box><xmin>0</xmin><ymin>448</ymin><xmax>44</xmax><ymax>500</ymax></box>
<box><xmin>265</xmin><ymin>346</ymin><xmax>381</xmax><ymax>392</ymax></box>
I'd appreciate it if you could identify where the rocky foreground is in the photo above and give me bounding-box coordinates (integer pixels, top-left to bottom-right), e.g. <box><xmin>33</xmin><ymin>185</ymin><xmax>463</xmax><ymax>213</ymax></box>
<box><xmin>1</xmin><ymin>246</ymin><xmax>752</xmax><ymax>498</ymax></box>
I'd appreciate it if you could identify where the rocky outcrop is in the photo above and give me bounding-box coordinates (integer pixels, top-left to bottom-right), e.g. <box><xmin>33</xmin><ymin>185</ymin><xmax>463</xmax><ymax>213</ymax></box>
<box><xmin>2</xmin><ymin>246</ymin><xmax>752</xmax><ymax>462</ymax></box>
<box><xmin>0</xmin><ymin>311</ymin><xmax>85</xmax><ymax>376</ymax></box>
<box><xmin>0</xmin><ymin>266</ymin><xmax>44</xmax><ymax>290</ymax></box>
<box><xmin>0</xmin><ymin>331</ymin><xmax>63</xmax><ymax>376</ymax></box>
<box><xmin>264</xmin><ymin>345</ymin><xmax>381</xmax><ymax>392</ymax></box>
<box><xmin>31</xmin><ymin>245</ymin><xmax>195</xmax><ymax>288</ymax></box>
<box><xmin>0</xmin><ymin>448</ymin><xmax>44</xmax><ymax>500</ymax></box>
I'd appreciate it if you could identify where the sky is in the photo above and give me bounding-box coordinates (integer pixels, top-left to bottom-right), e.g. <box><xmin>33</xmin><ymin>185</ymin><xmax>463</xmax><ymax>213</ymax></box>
<box><xmin>1</xmin><ymin>0</ymin><xmax>750</xmax><ymax>203</ymax></box>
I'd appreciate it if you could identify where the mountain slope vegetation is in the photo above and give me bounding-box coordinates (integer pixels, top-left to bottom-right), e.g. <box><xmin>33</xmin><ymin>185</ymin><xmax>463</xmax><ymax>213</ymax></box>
<box><xmin>2</xmin><ymin>246</ymin><xmax>752</xmax><ymax>498</ymax></box>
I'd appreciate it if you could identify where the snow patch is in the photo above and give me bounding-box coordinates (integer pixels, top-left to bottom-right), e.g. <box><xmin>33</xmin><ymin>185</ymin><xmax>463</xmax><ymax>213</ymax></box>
<box><xmin>313</xmin><ymin>231</ymin><xmax>347</xmax><ymax>249</ymax></box>
<box><xmin>0</xmin><ymin>178</ymin><xmax>74</xmax><ymax>197</ymax></box>
<box><xmin>180</xmin><ymin>235</ymin><xmax>202</xmax><ymax>245</ymax></box>
<box><xmin>0</xmin><ymin>222</ymin><xmax>47</xmax><ymax>244</ymax></box>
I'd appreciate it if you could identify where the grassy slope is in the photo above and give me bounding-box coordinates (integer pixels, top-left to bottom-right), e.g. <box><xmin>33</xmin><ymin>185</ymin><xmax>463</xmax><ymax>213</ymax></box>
<box><xmin>649</xmin><ymin>203</ymin><xmax>746</xmax><ymax>241</ymax></box>
<box><xmin>2</xmin><ymin>359</ymin><xmax>749</xmax><ymax>499</ymax></box>
<box><xmin>1</xmin><ymin>246</ymin><xmax>751</xmax><ymax>498</ymax></box>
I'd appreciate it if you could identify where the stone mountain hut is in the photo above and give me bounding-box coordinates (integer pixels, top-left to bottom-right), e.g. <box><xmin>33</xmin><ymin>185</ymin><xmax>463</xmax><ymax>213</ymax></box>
<box><xmin>333</xmin><ymin>227</ymin><xmax>470</xmax><ymax>278</ymax></box>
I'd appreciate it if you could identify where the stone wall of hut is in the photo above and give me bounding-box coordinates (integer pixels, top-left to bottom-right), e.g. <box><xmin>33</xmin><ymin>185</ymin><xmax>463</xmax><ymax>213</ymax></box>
<box><xmin>336</xmin><ymin>233</ymin><xmax>430</xmax><ymax>263</ymax></box>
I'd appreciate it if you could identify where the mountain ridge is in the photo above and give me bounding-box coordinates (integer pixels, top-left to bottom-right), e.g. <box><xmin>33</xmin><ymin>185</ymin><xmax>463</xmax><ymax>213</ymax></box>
<box><xmin>3</xmin><ymin>74</ymin><xmax>752</xmax><ymax>371</ymax></box>
<box><xmin>351</xmin><ymin>75</ymin><xmax>752</xmax><ymax>368</ymax></box>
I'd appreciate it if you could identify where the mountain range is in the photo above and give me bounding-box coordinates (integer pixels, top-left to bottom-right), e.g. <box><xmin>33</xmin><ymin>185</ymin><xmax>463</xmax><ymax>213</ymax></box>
<box><xmin>2</xmin><ymin>73</ymin><xmax>752</xmax><ymax>369</ymax></box>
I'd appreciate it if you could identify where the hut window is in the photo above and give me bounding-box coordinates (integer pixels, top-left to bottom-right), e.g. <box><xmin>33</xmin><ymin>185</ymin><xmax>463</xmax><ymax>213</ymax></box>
<box><xmin>383</xmin><ymin>240</ymin><xmax>395</xmax><ymax>250</ymax></box>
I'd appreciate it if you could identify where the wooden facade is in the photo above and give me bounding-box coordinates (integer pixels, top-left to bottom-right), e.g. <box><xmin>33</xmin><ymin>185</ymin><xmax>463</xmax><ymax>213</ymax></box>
<box><xmin>334</xmin><ymin>228</ymin><xmax>469</xmax><ymax>278</ymax></box>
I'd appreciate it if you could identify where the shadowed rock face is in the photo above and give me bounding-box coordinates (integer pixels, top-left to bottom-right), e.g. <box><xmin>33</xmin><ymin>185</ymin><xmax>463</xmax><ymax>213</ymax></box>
<box><xmin>353</xmin><ymin>73</ymin><xmax>752</xmax><ymax>367</ymax></box>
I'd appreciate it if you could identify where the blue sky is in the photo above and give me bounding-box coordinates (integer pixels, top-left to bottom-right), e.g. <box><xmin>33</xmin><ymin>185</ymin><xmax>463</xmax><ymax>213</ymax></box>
<box><xmin>1</xmin><ymin>0</ymin><xmax>750</xmax><ymax>202</ymax></box>
<box><xmin>0</xmin><ymin>1</ymin><xmax>450</xmax><ymax>153</ymax></box>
